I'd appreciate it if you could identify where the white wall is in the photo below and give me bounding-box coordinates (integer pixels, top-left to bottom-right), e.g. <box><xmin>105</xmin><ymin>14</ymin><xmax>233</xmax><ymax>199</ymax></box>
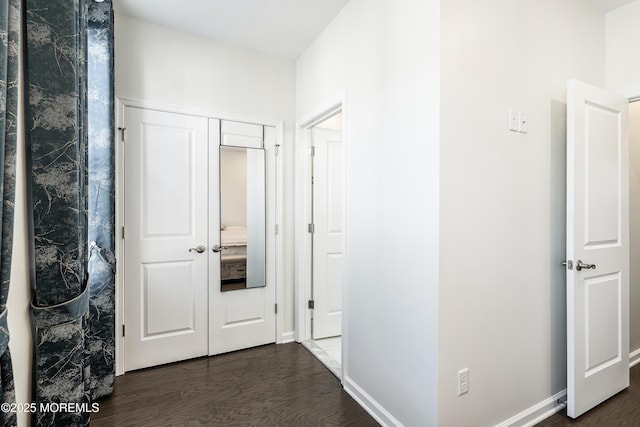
<box><xmin>297</xmin><ymin>0</ymin><xmax>440</xmax><ymax>425</ymax></box>
<box><xmin>439</xmin><ymin>1</ymin><xmax>605</xmax><ymax>425</ymax></box>
<box><xmin>315</xmin><ymin>112</ymin><xmax>342</xmax><ymax>131</ymax></box>
<box><xmin>606</xmin><ymin>0</ymin><xmax>640</xmax><ymax>96</ymax></box>
<box><xmin>115</xmin><ymin>14</ymin><xmax>297</xmax><ymax>334</ymax></box>
<box><xmin>220</xmin><ymin>148</ymin><xmax>247</xmax><ymax>227</ymax></box>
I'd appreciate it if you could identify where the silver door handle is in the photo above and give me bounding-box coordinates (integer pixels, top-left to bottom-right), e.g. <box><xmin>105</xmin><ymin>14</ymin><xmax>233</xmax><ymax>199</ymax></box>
<box><xmin>189</xmin><ymin>245</ymin><xmax>206</xmax><ymax>253</ymax></box>
<box><xmin>576</xmin><ymin>260</ymin><xmax>596</xmax><ymax>271</ymax></box>
<box><xmin>212</xmin><ymin>245</ymin><xmax>228</xmax><ymax>253</ymax></box>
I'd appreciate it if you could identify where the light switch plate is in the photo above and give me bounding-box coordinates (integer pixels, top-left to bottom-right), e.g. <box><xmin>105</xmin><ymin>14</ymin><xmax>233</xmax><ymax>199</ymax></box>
<box><xmin>509</xmin><ymin>108</ymin><xmax>519</xmax><ymax>132</ymax></box>
<box><xmin>458</xmin><ymin>368</ymin><xmax>469</xmax><ymax>396</ymax></box>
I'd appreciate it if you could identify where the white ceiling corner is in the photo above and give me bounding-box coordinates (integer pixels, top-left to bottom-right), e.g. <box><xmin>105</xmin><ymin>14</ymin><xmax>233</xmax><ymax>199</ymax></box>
<box><xmin>588</xmin><ymin>0</ymin><xmax>636</xmax><ymax>12</ymax></box>
<box><xmin>113</xmin><ymin>0</ymin><xmax>350</xmax><ymax>59</ymax></box>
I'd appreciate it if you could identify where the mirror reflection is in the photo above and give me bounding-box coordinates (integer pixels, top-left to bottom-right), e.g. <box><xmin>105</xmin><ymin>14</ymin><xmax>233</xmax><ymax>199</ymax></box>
<box><xmin>220</xmin><ymin>145</ymin><xmax>266</xmax><ymax>291</ymax></box>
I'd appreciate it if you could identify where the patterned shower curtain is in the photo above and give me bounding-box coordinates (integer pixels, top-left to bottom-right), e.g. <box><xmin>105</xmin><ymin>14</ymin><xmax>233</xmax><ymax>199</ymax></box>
<box><xmin>0</xmin><ymin>1</ymin><xmax>20</xmax><ymax>426</ymax></box>
<box><xmin>24</xmin><ymin>0</ymin><xmax>115</xmax><ymax>425</ymax></box>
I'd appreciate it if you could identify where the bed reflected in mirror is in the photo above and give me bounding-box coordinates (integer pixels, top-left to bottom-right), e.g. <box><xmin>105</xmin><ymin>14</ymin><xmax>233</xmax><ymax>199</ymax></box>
<box><xmin>219</xmin><ymin>145</ymin><xmax>266</xmax><ymax>291</ymax></box>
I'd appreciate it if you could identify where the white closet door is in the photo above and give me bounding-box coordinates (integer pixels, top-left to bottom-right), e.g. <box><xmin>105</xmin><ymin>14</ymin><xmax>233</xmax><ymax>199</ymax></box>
<box><xmin>208</xmin><ymin>121</ymin><xmax>276</xmax><ymax>355</ymax></box>
<box><xmin>566</xmin><ymin>79</ymin><xmax>629</xmax><ymax>418</ymax></box>
<box><xmin>312</xmin><ymin>128</ymin><xmax>343</xmax><ymax>339</ymax></box>
<box><xmin>123</xmin><ymin>107</ymin><xmax>209</xmax><ymax>371</ymax></box>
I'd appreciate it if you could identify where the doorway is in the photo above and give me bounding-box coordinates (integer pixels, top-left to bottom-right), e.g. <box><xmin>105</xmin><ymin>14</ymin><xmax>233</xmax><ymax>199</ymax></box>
<box><xmin>119</xmin><ymin>101</ymin><xmax>280</xmax><ymax>372</ymax></box>
<box><xmin>297</xmin><ymin>105</ymin><xmax>345</xmax><ymax>378</ymax></box>
<box><xmin>629</xmin><ymin>99</ymin><xmax>640</xmax><ymax>368</ymax></box>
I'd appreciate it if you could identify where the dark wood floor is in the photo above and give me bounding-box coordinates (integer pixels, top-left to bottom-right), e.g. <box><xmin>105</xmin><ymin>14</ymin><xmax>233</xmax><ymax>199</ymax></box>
<box><xmin>536</xmin><ymin>364</ymin><xmax>640</xmax><ymax>426</ymax></box>
<box><xmin>91</xmin><ymin>343</ymin><xmax>378</xmax><ymax>426</ymax></box>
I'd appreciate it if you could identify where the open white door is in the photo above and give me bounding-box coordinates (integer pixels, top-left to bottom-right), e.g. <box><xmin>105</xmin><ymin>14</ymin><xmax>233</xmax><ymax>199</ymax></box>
<box><xmin>566</xmin><ymin>79</ymin><xmax>629</xmax><ymax>418</ymax></box>
<box><xmin>312</xmin><ymin>128</ymin><xmax>343</xmax><ymax>339</ymax></box>
<box><xmin>124</xmin><ymin>107</ymin><xmax>209</xmax><ymax>371</ymax></box>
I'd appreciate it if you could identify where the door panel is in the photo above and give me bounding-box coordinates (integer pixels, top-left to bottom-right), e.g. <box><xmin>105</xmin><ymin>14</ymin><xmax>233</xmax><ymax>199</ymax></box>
<box><xmin>312</xmin><ymin>127</ymin><xmax>343</xmax><ymax>339</ymax></box>
<box><xmin>143</xmin><ymin>125</ymin><xmax>193</xmax><ymax>235</ymax></box>
<box><xmin>143</xmin><ymin>261</ymin><xmax>196</xmax><ymax>336</ymax></box>
<box><xmin>585</xmin><ymin>274</ymin><xmax>621</xmax><ymax>373</ymax></box>
<box><xmin>124</xmin><ymin>107</ymin><xmax>209</xmax><ymax>371</ymax></box>
<box><xmin>223</xmin><ymin>289</ymin><xmax>267</xmax><ymax>325</ymax></box>
<box><xmin>566</xmin><ymin>79</ymin><xmax>629</xmax><ymax>418</ymax></box>
<box><xmin>221</xmin><ymin>120</ymin><xmax>263</xmax><ymax>149</ymax></box>
<box><xmin>585</xmin><ymin>104</ymin><xmax>621</xmax><ymax>244</ymax></box>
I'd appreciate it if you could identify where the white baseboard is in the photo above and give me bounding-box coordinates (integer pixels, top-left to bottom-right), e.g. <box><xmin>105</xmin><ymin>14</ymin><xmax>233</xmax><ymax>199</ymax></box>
<box><xmin>280</xmin><ymin>331</ymin><xmax>296</xmax><ymax>344</ymax></box>
<box><xmin>498</xmin><ymin>349</ymin><xmax>640</xmax><ymax>426</ymax></box>
<box><xmin>495</xmin><ymin>390</ymin><xmax>566</xmax><ymax>427</ymax></box>
<box><xmin>343</xmin><ymin>375</ymin><xmax>404</xmax><ymax>427</ymax></box>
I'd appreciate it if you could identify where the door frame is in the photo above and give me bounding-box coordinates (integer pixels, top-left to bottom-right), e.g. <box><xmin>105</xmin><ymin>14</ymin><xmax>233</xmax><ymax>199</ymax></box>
<box><xmin>294</xmin><ymin>93</ymin><xmax>348</xmax><ymax>376</ymax></box>
<box><xmin>594</xmin><ymin>86</ymin><xmax>640</xmax><ymax>373</ymax></box>
<box><xmin>626</xmin><ymin>90</ymin><xmax>640</xmax><ymax>369</ymax></box>
<box><xmin>115</xmin><ymin>97</ymin><xmax>285</xmax><ymax>375</ymax></box>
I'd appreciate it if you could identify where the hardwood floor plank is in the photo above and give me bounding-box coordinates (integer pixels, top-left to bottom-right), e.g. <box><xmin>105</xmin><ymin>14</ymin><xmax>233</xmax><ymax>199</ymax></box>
<box><xmin>92</xmin><ymin>343</ymin><xmax>378</xmax><ymax>426</ymax></box>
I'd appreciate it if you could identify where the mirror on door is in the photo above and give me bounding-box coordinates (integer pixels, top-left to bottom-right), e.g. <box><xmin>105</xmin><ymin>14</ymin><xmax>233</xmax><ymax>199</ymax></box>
<box><xmin>219</xmin><ymin>145</ymin><xmax>266</xmax><ymax>291</ymax></box>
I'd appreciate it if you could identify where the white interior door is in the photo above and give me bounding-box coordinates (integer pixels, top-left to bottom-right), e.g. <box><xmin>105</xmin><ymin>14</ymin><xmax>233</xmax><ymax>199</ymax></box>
<box><xmin>124</xmin><ymin>107</ymin><xmax>209</xmax><ymax>371</ymax></box>
<box><xmin>208</xmin><ymin>120</ymin><xmax>276</xmax><ymax>355</ymax></box>
<box><xmin>566</xmin><ymin>79</ymin><xmax>629</xmax><ymax>418</ymax></box>
<box><xmin>312</xmin><ymin>127</ymin><xmax>343</xmax><ymax>339</ymax></box>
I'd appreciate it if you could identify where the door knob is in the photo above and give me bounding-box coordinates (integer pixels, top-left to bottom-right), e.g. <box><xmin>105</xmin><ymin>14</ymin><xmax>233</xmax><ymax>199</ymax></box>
<box><xmin>576</xmin><ymin>260</ymin><xmax>596</xmax><ymax>271</ymax></box>
<box><xmin>212</xmin><ymin>245</ymin><xmax>228</xmax><ymax>253</ymax></box>
<box><xmin>189</xmin><ymin>245</ymin><xmax>206</xmax><ymax>253</ymax></box>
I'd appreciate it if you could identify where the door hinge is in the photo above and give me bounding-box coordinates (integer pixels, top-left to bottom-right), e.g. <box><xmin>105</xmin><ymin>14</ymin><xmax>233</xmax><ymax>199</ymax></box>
<box><xmin>308</xmin><ymin>300</ymin><xmax>315</xmax><ymax>309</ymax></box>
<box><xmin>121</xmin><ymin>226</ymin><xmax>125</xmax><ymax>239</ymax></box>
<box><xmin>308</xmin><ymin>223</ymin><xmax>314</xmax><ymax>234</ymax></box>
<box><xmin>310</xmin><ymin>146</ymin><xmax>315</xmax><ymax>157</ymax></box>
<box><xmin>118</xmin><ymin>127</ymin><xmax>126</xmax><ymax>142</ymax></box>
<box><xmin>275</xmin><ymin>303</ymin><xmax>278</xmax><ymax>314</ymax></box>
<box><xmin>275</xmin><ymin>144</ymin><xmax>280</xmax><ymax>156</ymax></box>
<box><xmin>275</xmin><ymin>224</ymin><xmax>279</xmax><ymax>235</ymax></box>
<box><xmin>122</xmin><ymin>324</ymin><xmax>125</xmax><ymax>337</ymax></box>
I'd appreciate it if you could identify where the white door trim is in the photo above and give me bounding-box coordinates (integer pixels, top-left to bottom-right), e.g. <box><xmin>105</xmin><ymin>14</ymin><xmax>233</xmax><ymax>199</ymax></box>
<box><xmin>294</xmin><ymin>92</ymin><xmax>348</xmax><ymax>381</ymax></box>
<box><xmin>115</xmin><ymin>97</ymin><xmax>285</xmax><ymax>376</ymax></box>
<box><xmin>606</xmin><ymin>87</ymin><xmax>640</xmax><ymax>367</ymax></box>
<box><xmin>624</xmin><ymin>89</ymin><xmax>640</xmax><ymax>370</ymax></box>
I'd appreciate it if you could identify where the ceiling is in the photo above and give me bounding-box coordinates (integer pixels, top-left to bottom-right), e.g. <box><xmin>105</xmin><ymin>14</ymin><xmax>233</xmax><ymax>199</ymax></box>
<box><xmin>114</xmin><ymin>0</ymin><xmax>636</xmax><ymax>60</ymax></box>
<box><xmin>589</xmin><ymin>0</ymin><xmax>636</xmax><ymax>12</ymax></box>
<box><xmin>113</xmin><ymin>0</ymin><xmax>350</xmax><ymax>60</ymax></box>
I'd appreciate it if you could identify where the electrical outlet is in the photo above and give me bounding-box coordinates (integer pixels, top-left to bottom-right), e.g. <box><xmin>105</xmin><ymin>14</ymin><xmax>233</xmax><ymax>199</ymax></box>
<box><xmin>457</xmin><ymin>368</ymin><xmax>469</xmax><ymax>396</ymax></box>
<box><xmin>518</xmin><ymin>111</ymin><xmax>528</xmax><ymax>133</ymax></box>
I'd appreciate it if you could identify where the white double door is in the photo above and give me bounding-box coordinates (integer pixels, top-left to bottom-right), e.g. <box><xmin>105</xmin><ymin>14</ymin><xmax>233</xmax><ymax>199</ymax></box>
<box><xmin>123</xmin><ymin>107</ymin><xmax>276</xmax><ymax>371</ymax></box>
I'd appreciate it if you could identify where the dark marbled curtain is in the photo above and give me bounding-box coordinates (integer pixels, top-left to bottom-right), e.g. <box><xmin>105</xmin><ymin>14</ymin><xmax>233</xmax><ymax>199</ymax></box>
<box><xmin>25</xmin><ymin>0</ymin><xmax>114</xmax><ymax>425</ymax></box>
<box><xmin>0</xmin><ymin>1</ymin><xmax>20</xmax><ymax>426</ymax></box>
<box><xmin>87</xmin><ymin>0</ymin><xmax>115</xmax><ymax>400</ymax></box>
